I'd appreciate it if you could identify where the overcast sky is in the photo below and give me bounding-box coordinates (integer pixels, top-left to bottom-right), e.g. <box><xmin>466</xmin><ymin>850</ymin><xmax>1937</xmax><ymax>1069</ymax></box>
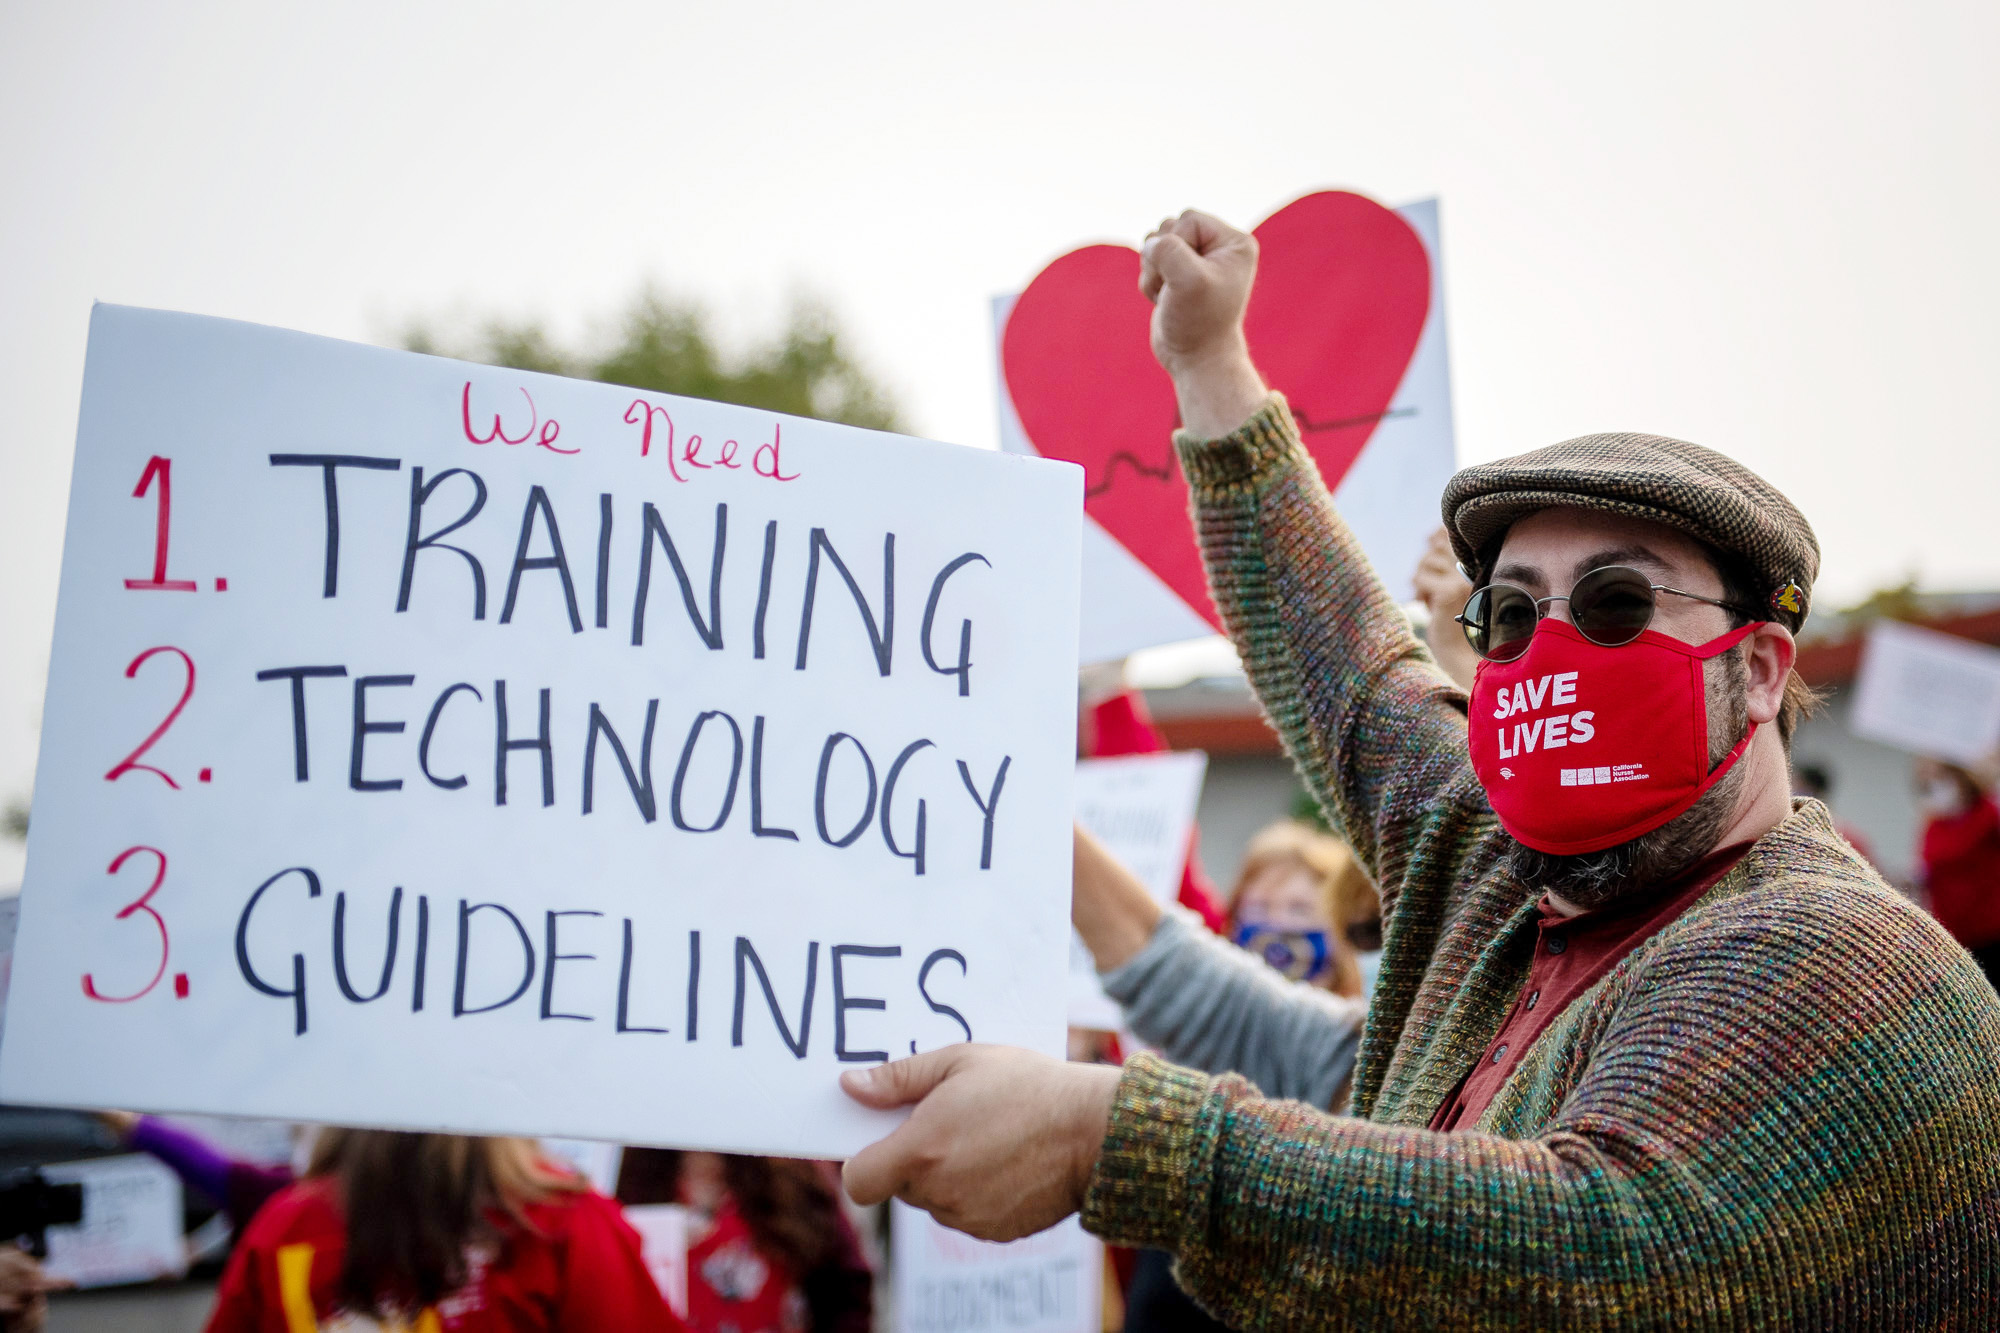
<box><xmin>3</xmin><ymin>0</ymin><xmax>1997</xmax><ymax>882</ymax></box>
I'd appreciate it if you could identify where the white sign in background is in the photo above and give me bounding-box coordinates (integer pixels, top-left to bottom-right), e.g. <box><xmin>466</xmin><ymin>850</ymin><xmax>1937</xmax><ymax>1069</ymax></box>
<box><xmin>996</xmin><ymin>198</ymin><xmax>1459</xmax><ymax>664</ymax></box>
<box><xmin>891</xmin><ymin>1201</ymin><xmax>1101</xmax><ymax>1333</ymax></box>
<box><xmin>1849</xmin><ymin>620</ymin><xmax>2000</xmax><ymax>766</ymax></box>
<box><xmin>537</xmin><ymin>1138</ymin><xmax>624</xmax><ymax>1196</ymax></box>
<box><xmin>625</xmin><ymin>1203</ymin><xmax>691</xmax><ymax>1317</ymax></box>
<box><xmin>1067</xmin><ymin>752</ymin><xmax>1207</xmax><ymax>1030</ymax></box>
<box><xmin>0</xmin><ymin>306</ymin><xmax>1082</xmax><ymax>1160</ymax></box>
<box><xmin>41</xmin><ymin>1155</ymin><xmax>187</xmax><ymax>1289</ymax></box>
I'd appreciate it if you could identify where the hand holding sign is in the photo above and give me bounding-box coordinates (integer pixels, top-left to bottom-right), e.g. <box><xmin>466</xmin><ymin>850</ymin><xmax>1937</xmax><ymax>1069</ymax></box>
<box><xmin>841</xmin><ymin>1044</ymin><xmax>1119</xmax><ymax>1243</ymax></box>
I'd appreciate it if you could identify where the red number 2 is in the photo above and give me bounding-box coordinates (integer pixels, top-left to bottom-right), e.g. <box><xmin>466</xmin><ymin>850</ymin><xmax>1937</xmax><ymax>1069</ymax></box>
<box><xmin>125</xmin><ymin>456</ymin><xmax>197</xmax><ymax>591</ymax></box>
<box><xmin>104</xmin><ymin>647</ymin><xmax>195</xmax><ymax>789</ymax></box>
<box><xmin>83</xmin><ymin>846</ymin><xmax>171</xmax><ymax>1003</ymax></box>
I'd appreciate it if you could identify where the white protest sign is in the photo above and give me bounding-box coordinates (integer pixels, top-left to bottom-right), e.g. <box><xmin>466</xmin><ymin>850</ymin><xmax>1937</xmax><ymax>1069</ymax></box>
<box><xmin>891</xmin><ymin>1201</ymin><xmax>1101</xmax><ymax>1333</ymax></box>
<box><xmin>625</xmin><ymin>1203</ymin><xmax>690</xmax><ymax>1317</ymax></box>
<box><xmin>41</xmin><ymin>1155</ymin><xmax>187</xmax><ymax>1289</ymax></box>
<box><xmin>1068</xmin><ymin>751</ymin><xmax>1207</xmax><ymax>1030</ymax></box>
<box><xmin>539</xmin><ymin>1138</ymin><xmax>624</xmax><ymax>1195</ymax></box>
<box><xmin>1850</xmin><ymin>620</ymin><xmax>2000</xmax><ymax>765</ymax></box>
<box><xmin>997</xmin><ymin>196</ymin><xmax>1458</xmax><ymax>663</ymax></box>
<box><xmin>0</xmin><ymin>305</ymin><xmax>1082</xmax><ymax>1161</ymax></box>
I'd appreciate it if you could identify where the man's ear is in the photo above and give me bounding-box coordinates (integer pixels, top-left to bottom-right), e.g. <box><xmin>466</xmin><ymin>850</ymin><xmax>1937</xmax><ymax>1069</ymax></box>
<box><xmin>1743</xmin><ymin>624</ymin><xmax>1795</xmax><ymax>726</ymax></box>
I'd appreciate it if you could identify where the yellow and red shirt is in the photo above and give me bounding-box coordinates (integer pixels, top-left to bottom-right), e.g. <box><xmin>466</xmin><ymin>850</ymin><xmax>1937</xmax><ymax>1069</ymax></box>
<box><xmin>205</xmin><ymin>1177</ymin><xmax>685</xmax><ymax>1333</ymax></box>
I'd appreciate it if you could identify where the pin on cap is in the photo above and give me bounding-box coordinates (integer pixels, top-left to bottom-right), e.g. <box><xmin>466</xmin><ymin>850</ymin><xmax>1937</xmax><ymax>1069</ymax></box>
<box><xmin>1771</xmin><ymin>581</ymin><xmax>1806</xmax><ymax>619</ymax></box>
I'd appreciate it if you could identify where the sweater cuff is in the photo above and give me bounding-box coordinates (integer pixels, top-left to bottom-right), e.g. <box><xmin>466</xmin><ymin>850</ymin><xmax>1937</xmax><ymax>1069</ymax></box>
<box><xmin>1173</xmin><ymin>392</ymin><xmax>1305</xmax><ymax>492</ymax></box>
<box><xmin>1079</xmin><ymin>1052</ymin><xmax>1216</xmax><ymax>1251</ymax></box>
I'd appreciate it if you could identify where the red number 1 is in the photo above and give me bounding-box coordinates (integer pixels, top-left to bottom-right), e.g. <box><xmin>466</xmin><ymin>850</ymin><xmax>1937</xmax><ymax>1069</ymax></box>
<box><xmin>125</xmin><ymin>456</ymin><xmax>197</xmax><ymax>591</ymax></box>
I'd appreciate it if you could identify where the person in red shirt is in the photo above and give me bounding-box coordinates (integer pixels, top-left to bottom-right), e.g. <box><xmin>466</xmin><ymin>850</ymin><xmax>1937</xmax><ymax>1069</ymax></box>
<box><xmin>614</xmin><ymin>1150</ymin><xmax>871</xmax><ymax>1333</ymax></box>
<box><xmin>205</xmin><ymin>1130</ymin><xmax>683</xmax><ymax>1333</ymax></box>
<box><xmin>1915</xmin><ymin>757</ymin><xmax>2000</xmax><ymax>990</ymax></box>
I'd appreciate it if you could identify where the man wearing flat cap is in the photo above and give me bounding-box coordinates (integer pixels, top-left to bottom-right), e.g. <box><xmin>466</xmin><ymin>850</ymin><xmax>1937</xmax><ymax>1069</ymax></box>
<box><xmin>840</xmin><ymin>210</ymin><xmax>2000</xmax><ymax>1326</ymax></box>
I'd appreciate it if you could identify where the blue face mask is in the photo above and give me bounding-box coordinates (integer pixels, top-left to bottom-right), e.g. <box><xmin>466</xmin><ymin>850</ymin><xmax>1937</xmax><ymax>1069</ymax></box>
<box><xmin>1233</xmin><ymin>923</ymin><xmax>1335</xmax><ymax>983</ymax></box>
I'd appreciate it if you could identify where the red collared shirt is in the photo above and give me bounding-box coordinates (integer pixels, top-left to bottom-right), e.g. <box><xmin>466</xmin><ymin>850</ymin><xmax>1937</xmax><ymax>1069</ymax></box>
<box><xmin>1430</xmin><ymin>843</ymin><xmax>1752</xmax><ymax>1132</ymax></box>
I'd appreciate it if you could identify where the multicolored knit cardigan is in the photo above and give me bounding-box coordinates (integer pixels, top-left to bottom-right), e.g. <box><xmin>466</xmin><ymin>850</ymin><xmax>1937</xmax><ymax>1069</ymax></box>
<box><xmin>1078</xmin><ymin>396</ymin><xmax>2000</xmax><ymax>1328</ymax></box>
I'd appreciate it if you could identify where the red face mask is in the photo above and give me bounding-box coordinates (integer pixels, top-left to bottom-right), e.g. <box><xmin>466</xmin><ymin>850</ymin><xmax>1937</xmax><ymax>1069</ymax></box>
<box><xmin>1467</xmin><ymin>618</ymin><xmax>1764</xmax><ymax>855</ymax></box>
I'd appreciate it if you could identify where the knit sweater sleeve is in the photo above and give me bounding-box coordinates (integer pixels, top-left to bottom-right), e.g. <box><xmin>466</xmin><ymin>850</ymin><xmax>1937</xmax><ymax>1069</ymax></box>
<box><xmin>1099</xmin><ymin>911</ymin><xmax>1364</xmax><ymax>1109</ymax></box>
<box><xmin>1174</xmin><ymin>395</ymin><xmax>1489</xmax><ymax>916</ymax></box>
<box><xmin>1080</xmin><ymin>886</ymin><xmax>2000</xmax><ymax>1328</ymax></box>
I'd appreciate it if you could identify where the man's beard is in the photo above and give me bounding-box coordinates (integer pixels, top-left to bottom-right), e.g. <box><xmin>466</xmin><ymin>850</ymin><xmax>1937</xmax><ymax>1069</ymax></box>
<box><xmin>1499</xmin><ymin>648</ymin><xmax>1751</xmax><ymax>910</ymax></box>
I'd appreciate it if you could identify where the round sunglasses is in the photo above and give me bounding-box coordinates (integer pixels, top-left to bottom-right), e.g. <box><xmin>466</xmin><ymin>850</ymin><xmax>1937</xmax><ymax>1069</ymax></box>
<box><xmin>1456</xmin><ymin>565</ymin><xmax>1756</xmax><ymax>662</ymax></box>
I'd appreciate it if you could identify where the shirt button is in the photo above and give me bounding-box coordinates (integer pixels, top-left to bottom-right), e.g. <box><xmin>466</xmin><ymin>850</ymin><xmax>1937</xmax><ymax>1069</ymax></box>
<box><xmin>1492</xmin><ymin>1045</ymin><xmax>1509</xmax><ymax>1064</ymax></box>
<box><xmin>1546</xmin><ymin>934</ymin><xmax>1568</xmax><ymax>955</ymax></box>
<box><xmin>1526</xmin><ymin>990</ymin><xmax>1540</xmax><ymax>1010</ymax></box>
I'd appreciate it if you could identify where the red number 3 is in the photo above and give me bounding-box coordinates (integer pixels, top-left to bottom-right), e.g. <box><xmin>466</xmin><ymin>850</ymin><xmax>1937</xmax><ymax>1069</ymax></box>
<box><xmin>83</xmin><ymin>846</ymin><xmax>172</xmax><ymax>1003</ymax></box>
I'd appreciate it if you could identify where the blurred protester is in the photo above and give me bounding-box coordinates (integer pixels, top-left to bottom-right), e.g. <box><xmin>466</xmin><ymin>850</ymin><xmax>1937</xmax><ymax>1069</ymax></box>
<box><xmin>1790</xmin><ymin>761</ymin><xmax>1877</xmax><ymax>866</ymax></box>
<box><xmin>0</xmin><ymin>1246</ymin><xmax>62</xmax><ymax>1332</ymax></box>
<box><xmin>1411</xmin><ymin>525</ymin><xmax>1480</xmax><ymax>692</ymax></box>
<box><xmin>1071</xmin><ymin>825</ymin><xmax>1364</xmax><ymax>1115</ymax></box>
<box><xmin>616</xmin><ymin>1151</ymin><xmax>870</xmax><ymax>1333</ymax></box>
<box><xmin>1080</xmin><ymin>684</ymin><xmax>1230</xmax><ymax>933</ymax></box>
<box><xmin>206</xmin><ymin>1130</ymin><xmax>680</xmax><ymax>1333</ymax></box>
<box><xmin>99</xmin><ymin>1111</ymin><xmax>294</xmax><ymax>1233</ymax></box>
<box><xmin>1914</xmin><ymin>756</ymin><xmax>2000</xmax><ymax>989</ymax></box>
<box><xmin>1227</xmin><ymin>820</ymin><xmax>1378</xmax><ymax>999</ymax></box>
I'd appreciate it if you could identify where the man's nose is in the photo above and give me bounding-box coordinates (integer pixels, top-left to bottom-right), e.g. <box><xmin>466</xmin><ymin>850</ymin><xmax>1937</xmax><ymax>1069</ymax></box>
<box><xmin>1541</xmin><ymin>596</ymin><xmax>1578</xmax><ymax>630</ymax></box>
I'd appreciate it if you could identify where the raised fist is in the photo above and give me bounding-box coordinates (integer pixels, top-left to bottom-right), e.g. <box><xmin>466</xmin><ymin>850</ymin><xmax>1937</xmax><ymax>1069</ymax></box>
<box><xmin>1139</xmin><ymin>210</ymin><xmax>1259</xmax><ymax>376</ymax></box>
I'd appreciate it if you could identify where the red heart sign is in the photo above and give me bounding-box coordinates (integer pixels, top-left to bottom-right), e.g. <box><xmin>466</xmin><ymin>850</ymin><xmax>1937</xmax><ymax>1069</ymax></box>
<box><xmin>1001</xmin><ymin>191</ymin><xmax>1430</xmax><ymax>630</ymax></box>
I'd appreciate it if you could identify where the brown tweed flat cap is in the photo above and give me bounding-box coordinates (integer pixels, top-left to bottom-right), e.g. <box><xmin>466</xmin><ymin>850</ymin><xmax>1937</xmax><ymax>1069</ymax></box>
<box><xmin>1442</xmin><ymin>432</ymin><xmax>1819</xmax><ymax>629</ymax></box>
